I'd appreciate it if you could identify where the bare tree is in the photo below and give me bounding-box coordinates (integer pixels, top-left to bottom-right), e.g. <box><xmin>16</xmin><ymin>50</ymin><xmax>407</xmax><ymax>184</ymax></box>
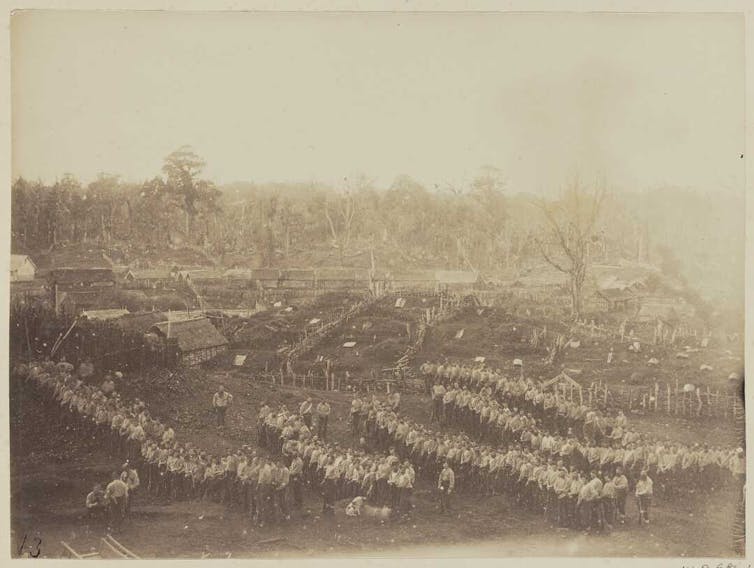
<box><xmin>534</xmin><ymin>179</ymin><xmax>606</xmax><ymax>321</ymax></box>
<box><xmin>324</xmin><ymin>193</ymin><xmax>356</xmax><ymax>266</ymax></box>
<box><xmin>324</xmin><ymin>175</ymin><xmax>369</xmax><ymax>265</ymax></box>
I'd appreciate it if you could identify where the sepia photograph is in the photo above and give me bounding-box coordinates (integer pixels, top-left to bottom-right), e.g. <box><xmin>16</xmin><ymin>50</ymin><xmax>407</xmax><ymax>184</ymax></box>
<box><xmin>7</xmin><ymin>7</ymin><xmax>747</xmax><ymax>559</ymax></box>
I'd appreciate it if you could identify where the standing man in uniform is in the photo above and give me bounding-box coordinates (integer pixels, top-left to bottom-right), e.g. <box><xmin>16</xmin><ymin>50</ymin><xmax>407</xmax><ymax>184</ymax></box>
<box><xmin>300</xmin><ymin>398</ymin><xmax>313</xmax><ymax>429</ymax></box>
<box><xmin>256</xmin><ymin>459</ymin><xmax>274</xmax><ymax>527</ymax></box>
<box><xmin>350</xmin><ymin>397</ymin><xmax>363</xmax><ymax>440</ymax></box>
<box><xmin>212</xmin><ymin>385</ymin><xmax>233</xmax><ymax>428</ymax></box>
<box><xmin>289</xmin><ymin>452</ymin><xmax>304</xmax><ymax>509</ymax></box>
<box><xmin>105</xmin><ymin>472</ymin><xmax>129</xmax><ymax>532</ymax></box>
<box><xmin>613</xmin><ymin>466</ymin><xmax>629</xmax><ymax>524</ymax></box>
<box><xmin>317</xmin><ymin>400</ymin><xmax>331</xmax><ymax>440</ymax></box>
<box><xmin>322</xmin><ymin>456</ymin><xmax>339</xmax><ymax>516</ymax></box>
<box><xmin>635</xmin><ymin>469</ymin><xmax>654</xmax><ymax>525</ymax></box>
<box><xmin>121</xmin><ymin>462</ymin><xmax>140</xmax><ymax>514</ymax></box>
<box><xmin>431</xmin><ymin>382</ymin><xmax>446</xmax><ymax>424</ymax></box>
<box><xmin>274</xmin><ymin>462</ymin><xmax>291</xmax><ymax>521</ymax></box>
<box><xmin>438</xmin><ymin>461</ymin><xmax>455</xmax><ymax>513</ymax></box>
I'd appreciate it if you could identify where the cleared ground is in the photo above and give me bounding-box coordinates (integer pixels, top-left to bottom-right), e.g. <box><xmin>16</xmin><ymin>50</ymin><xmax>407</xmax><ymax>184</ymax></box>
<box><xmin>10</xmin><ymin>292</ymin><xmax>743</xmax><ymax>557</ymax></box>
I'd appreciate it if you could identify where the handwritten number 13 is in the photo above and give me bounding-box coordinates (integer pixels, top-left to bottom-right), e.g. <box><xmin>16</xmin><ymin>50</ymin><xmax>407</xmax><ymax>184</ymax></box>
<box><xmin>18</xmin><ymin>534</ymin><xmax>41</xmax><ymax>558</ymax></box>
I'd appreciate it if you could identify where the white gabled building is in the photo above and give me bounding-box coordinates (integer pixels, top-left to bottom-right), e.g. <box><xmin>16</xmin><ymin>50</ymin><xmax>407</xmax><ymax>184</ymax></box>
<box><xmin>10</xmin><ymin>254</ymin><xmax>37</xmax><ymax>282</ymax></box>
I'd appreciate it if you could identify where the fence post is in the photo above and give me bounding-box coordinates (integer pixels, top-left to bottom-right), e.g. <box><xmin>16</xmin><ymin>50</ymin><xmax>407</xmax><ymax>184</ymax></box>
<box><xmin>719</xmin><ymin>391</ymin><xmax>725</xmax><ymax>418</ymax></box>
<box><xmin>706</xmin><ymin>386</ymin><xmax>711</xmax><ymax>417</ymax></box>
<box><xmin>666</xmin><ymin>384</ymin><xmax>671</xmax><ymax>414</ymax></box>
<box><xmin>675</xmin><ymin>378</ymin><xmax>679</xmax><ymax>415</ymax></box>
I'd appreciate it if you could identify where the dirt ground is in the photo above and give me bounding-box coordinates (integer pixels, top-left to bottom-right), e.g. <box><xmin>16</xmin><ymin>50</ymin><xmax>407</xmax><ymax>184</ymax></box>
<box><xmin>215</xmin><ymin>292</ymin><xmax>369</xmax><ymax>373</ymax></box>
<box><xmin>9</xmin><ymin>293</ymin><xmax>744</xmax><ymax>558</ymax></box>
<box><xmin>10</xmin><ymin>373</ymin><xmax>741</xmax><ymax>558</ymax></box>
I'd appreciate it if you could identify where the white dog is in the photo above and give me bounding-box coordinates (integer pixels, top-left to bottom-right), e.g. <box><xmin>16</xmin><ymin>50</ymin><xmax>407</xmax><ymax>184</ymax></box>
<box><xmin>346</xmin><ymin>496</ymin><xmax>392</xmax><ymax>520</ymax></box>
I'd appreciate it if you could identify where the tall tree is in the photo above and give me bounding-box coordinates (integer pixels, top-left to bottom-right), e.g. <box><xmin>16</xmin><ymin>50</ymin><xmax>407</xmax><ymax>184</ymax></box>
<box><xmin>534</xmin><ymin>179</ymin><xmax>606</xmax><ymax>321</ymax></box>
<box><xmin>86</xmin><ymin>173</ymin><xmax>121</xmax><ymax>244</ymax></box>
<box><xmin>162</xmin><ymin>146</ymin><xmax>218</xmax><ymax>240</ymax></box>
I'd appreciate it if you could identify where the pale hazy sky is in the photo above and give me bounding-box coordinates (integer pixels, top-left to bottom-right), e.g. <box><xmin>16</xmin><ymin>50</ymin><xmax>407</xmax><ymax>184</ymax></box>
<box><xmin>11</xmin><ymin>11</ymin><xmax>745</xmax><ymax>193</ymax></box>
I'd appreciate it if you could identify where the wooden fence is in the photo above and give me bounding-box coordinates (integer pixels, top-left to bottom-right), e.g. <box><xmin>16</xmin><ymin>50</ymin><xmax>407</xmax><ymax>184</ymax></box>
<box><xmin>587</xmin><ymin>379</ymin><xmax>743</xmax><ymax>420</ymax></box>
<box><xmin>283</xmin><ymin>295</ymin><xmax>382</xmax><ymax>364</ymax></box>
<box><xmin>254</xmin><ymin>370</ymin><xmax>402</xmax><ymax>394</ymax></box>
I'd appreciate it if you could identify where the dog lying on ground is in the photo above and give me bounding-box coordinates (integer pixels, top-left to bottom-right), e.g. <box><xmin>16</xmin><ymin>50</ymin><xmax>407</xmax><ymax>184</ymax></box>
<box><xmin>345</xmin><ymin>496</ymin><xmax>392</xmax><ymax>520</ymax></box>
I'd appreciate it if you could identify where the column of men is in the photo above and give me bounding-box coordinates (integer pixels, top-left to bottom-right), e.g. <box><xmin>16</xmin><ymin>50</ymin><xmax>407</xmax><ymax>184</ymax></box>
<box><xmin>422</xmin><ymin>361</ymin><xmax>741</xmax><ymax>495</ymax></box>
<box><xmin>16</xmin><ymin>361</ymin><xmax>298</xmax><ymax>528</ymax></box>
<box><xmin>436</xmin><ymin>381</ymin><xmax>736</xmax><ymax>491</ymax></box>
<box><xmin>352</xmin><ymin>395</ymin><xmax>662</xmax><ymax>529</ymax></box>
<box><xmin>258</xmin><ymin>402</ymin><xmax>416</xmax><ymax>517</ymax></box>
<box><xmin>423</xmin><ymin>361</ymin><xmax>628</xmax><ymax>440</ymax></box>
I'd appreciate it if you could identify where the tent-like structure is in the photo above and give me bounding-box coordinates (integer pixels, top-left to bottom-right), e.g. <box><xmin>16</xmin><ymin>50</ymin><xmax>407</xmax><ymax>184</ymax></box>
<box><xmin>541</xmin><ymin>372</ymin><xmax>582</xmax><ymax>399</ymax></box>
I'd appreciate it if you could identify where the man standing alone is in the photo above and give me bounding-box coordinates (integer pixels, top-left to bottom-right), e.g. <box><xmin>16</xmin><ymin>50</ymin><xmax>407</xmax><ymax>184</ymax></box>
<box><xmin>438</xmin><ymin>461</ymin><xmax>455</xmax><ymax>513</ymax></box>
<box><xmin>635</xmin><ymin>469</ymin><xmax>654</xmax><ymax>525</ymax></box>
<box><xmin>212</xmin><ymin>386</ymin><xmax>233</xmax><ymax>427</ymax></box>
<box><xmin>317</xmin><ymin>401</ymin><xmax>331</xmax><ymax>440</ymax></box>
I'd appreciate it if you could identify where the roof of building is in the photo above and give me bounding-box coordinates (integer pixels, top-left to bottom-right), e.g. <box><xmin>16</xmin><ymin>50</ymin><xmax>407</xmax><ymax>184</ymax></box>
<box><xmin>595</xmin><ymin>288</ymin><xmax>637</xmax><ymax>302</ymax></box>
<box><xmin>182</xmin><ymin>269</ymin><xmax>226</xmax><ymax>280</ymax></box>
<box><xmin>541</xmin><ymin>372</ymin><xmax>582</xmax><ymax>390</ymax></box>
<box><xmin>435</xmin><ymin>270</ymin><xmax>478</xmax><ymax>284</ymax></box>
<box><xmin>281</xmin><ymin>268</ymin><xmax>315</xmax><ymax>280</ymax></box>
<box><xmin>512</xmin><ymin>264</ymin><xmax>568</xmax><ymax>287</ymax></box>
<box><xmin>11</xmin><ymin>254</ymin><xmax>36</xmax><ymax>271</ymax></box>
<box><xmin>224</xmin><ymin>268</ymin><xmax>254</xmax><ymax>279</ymax></box>
<box><xmin>49</xmin><ymin>268</ymin><xmax>116</xmax><ymax>284</ymax></box>
<box><xmin>250</xmin><ymin>268</ymin><xmax>281</xmax><ymax>280</ymax></box>
<box><xmin>41</xmin><ymin>248</ymin><xmax>114</xmax><ymax>269</ymax></box>
<box><xmin>82</xmin><ymin>308</ymin><xmax>131</xmax><ymax>320</ymax></box>
<box><xmin>315</xmin><ymin>267</ymin><xmax>371</xmax><ymax>280</ymax></box>
<box><xmin>150</xmin><ymin>317</ymin><xmax>228</xmax><ymax>352</ymax></box>
<box><xmin>10</xmin><ymin>278</ymin><xmax>47</xmax><ymax>289</ymax></box>
<box><xmin>111</xmin><ymin>311</ymin><xmax>167</xmax><ymax>333</ymax></box>
<box><xmin>390</xmin><ymin>270</ymin><xmax>437</xmax><ymax>282</ymax></box>
<box><xmin>125</xmin><ymin>268</ymin><xmax>173</xmax><ymax>280</ymax></box>
<box><xmin>636</xmin><ymin>303</ymin><xmax>681</xmax><ymax>323</ymax></box>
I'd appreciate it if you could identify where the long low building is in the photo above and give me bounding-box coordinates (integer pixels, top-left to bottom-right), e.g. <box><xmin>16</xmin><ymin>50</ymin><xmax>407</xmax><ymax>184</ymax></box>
<box><xmin>49</xmin><ymin>267</ymin><xmax>117</xmax><ymax>313</ymax></box>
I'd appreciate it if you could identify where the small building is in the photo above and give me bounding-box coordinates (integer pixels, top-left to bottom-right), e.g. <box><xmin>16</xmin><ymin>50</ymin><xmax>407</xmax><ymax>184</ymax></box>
<box><xmin>10</xmin><ymin>254</ymin><xmax>37</xmax><ymax>282</ymax></box>
<box><xmin>314</xmin><ymin>267</ymin><xmax>371</xmax><ymax>290</ymax></box>
<box><xmin>636</xmin><ymin>294</ymin><xmax>695</xmax><ymax>323</ymax></box>
<box><xmin>388</xmin><ymin>270</ymin><xmax>437</xmax><ymax>292</ymax></box>
<box><xmin>122</xmin><ymin>268</ymin><xmax>175</xmax><ymax>289</ymax></box>
<box><xmin>594</xmin><ymin>288</ymin><xmax>639</xmax><ymax>312</ymax></box>
<box><xmin>251</xmin><ymin>268</ymin><xmax>282</xmax><ymax>289</ymax></box>
<box><xmin>279</xmin><ymin>268</ymin><xmax>316</xmax><ymax>289</ymax></box>
<box><xmin>49</xmin><ymin>268</ymin><xmax>117</xmax><ymax>314</ymax></box>
<box><xmin>435</xmin><ymin>270</ymin><xmax>478</xmax><ymax>293</ymax></box>
<box><xmin>186</xmin><ymin>268</ymin><xmax>226</xmax><ymax>286</ymax></box>
<box><xmin>149</xmin><ymin>317</ymin><xmax>228</xmax><ymax>366</ymax></box>
<box><xmin>10</xmin><ymin>278</ymin><xmax>48</xmax><ymax>304</ymax></box>
<box><xmin>223</xmin><ymin>268</ymin><xmax>254</xmax><ymax>288</ymax></box>
<box><xmin>541</xmin><ymin>372</ymin><xmax>583</xmax><ymax>399</ymax></box>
